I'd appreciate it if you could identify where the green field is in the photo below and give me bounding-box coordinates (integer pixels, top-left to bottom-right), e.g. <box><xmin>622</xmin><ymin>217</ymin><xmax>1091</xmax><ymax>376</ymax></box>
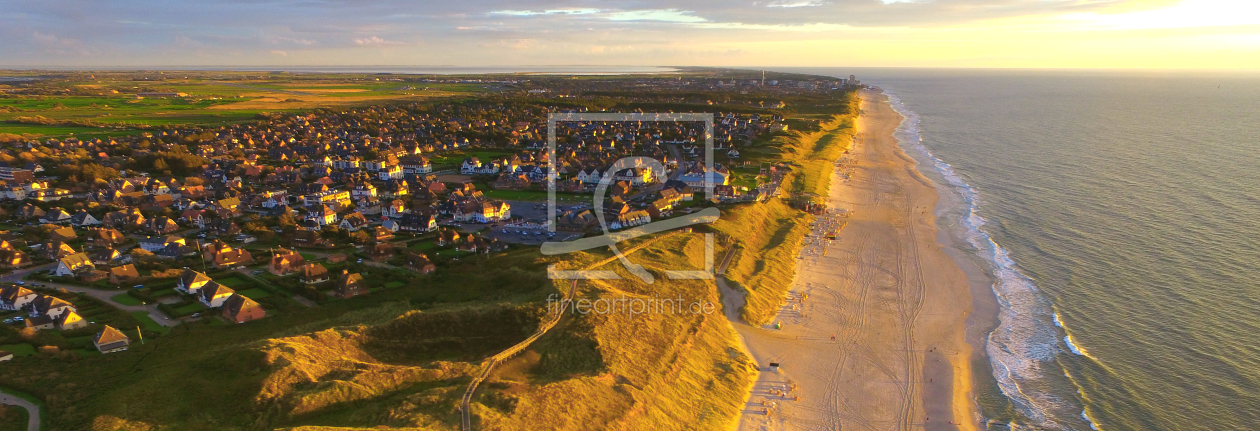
<box><xmin>174</xmin><ymin>302</ymin><xmax>207</xmax><ymax>315</ymax></box>
<box><xmin>215</xmin><ymin>277</ymin><xmax>246</xmax><ymax>287</ymax></box>
<box><xmin>236</xmin><ymin>288</ymin><xmax>272</xmax><ymax>300</ymax></box>
<box><xmin>383</xmin><ymin>281</ymin><xmax>405</xmax><ymax>288</ymax></box>
<box><xmin>129</xmin><ymin>311</ymin><xmax>170</xmax><ymax>334</ymax></box>
<box><xmin>110</xmin><ymin>293</ymin><xmax>144</xmax><ymax>306</ymax></box>
<box><xmin>0</xmin><ymin>343</ymin><xmax>36</xmax><ymax>357</ymax></box>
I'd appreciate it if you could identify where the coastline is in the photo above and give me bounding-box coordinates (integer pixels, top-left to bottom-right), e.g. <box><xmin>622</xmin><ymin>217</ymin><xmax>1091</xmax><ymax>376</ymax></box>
<box><xmin>723</xmin><ymin>89</ymin><xmax>983</xmax><ymax>430</ymax></box>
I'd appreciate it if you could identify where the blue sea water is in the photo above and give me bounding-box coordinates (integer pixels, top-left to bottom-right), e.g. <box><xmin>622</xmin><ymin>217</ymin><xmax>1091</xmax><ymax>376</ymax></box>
<box><xmin>778</xmin><ymin>68</ymin><xmax>1260</xmax><ymax>430</ymax></box>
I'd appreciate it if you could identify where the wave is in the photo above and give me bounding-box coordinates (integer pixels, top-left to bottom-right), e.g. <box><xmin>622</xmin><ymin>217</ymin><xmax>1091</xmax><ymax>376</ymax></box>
<box><xmin>1064</xmin><ymin>335</ymin><xmax>1088</xmax><ymax>356</ymax></box>
<box><xmin>883</xmin><ymin>91</ymin><xmax>1089</xmax><ymax>430</ymax></box>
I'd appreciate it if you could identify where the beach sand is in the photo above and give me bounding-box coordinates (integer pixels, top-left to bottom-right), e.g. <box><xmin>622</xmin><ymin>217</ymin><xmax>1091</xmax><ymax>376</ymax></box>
<box><xmin>722</xmin><ymin>90</ymin><xmax>981</xmax><ymax>431</ymax></box>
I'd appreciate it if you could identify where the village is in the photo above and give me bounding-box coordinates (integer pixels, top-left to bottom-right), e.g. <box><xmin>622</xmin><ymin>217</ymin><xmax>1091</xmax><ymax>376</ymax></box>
<box><xmin>0</xmin><ymin>72</ymin><xmax>846</xmax><ymax>362</ymax></box>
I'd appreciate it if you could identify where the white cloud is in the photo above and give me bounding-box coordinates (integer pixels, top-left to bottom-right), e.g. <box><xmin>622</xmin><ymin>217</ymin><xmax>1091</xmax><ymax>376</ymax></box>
<box><xmin>354</xmin><ymin>36</ymin><xmax>404</xmax><ymax>46</ymax></box>
<box><xmin>490</xmin><ymin>8</ymin><xmax>600</xmax><ymax>16</ymax></box>
<box><xmin>607</xmin><ymin>9</ymin><xmax>706</xmax><ymax>23</ymax></box>
<box><xmin>766</xmin><ymin>1</ymin><xmax>827</xmax><ymax>8</ymax></box>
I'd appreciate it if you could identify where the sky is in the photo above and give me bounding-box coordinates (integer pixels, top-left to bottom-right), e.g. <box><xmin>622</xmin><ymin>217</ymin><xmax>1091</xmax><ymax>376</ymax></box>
<box><xmin>2</xmin><ymin>0</ymin><xmax>1259</xmax><ymax>69</ymax></box>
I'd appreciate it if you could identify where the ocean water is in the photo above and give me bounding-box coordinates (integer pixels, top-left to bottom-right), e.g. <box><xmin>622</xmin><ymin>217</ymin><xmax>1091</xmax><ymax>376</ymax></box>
<box><xmin>779</xmin><ymin>68</ymin><xmax>1260</xmax><ymax>430</ymax></box>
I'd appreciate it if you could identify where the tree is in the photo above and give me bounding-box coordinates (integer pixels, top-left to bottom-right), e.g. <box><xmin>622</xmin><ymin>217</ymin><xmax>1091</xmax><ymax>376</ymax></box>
<box><xmin>130</xmin><ymin>248</ymin><xmax>153</xmax><ymax>257</ymax></box>
<box><xmin>350</xmin><ymin>230</ymin><xmax>371</xmax><ymax>245</ymax></box>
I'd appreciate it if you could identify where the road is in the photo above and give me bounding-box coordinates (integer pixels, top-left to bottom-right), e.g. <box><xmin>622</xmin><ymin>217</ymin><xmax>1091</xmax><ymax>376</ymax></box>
<box><xmin>0</xmin><ymin>263</ymin><xmax>176</xmax><ymax>327</ymax></box>
<box><xmin>0</xmin><ymin>390</ymin><xmax>40</xmax><ymax>431</ymax></box>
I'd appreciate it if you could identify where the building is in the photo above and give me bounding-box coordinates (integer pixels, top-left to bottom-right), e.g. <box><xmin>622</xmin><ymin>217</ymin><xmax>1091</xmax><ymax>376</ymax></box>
<box><xmin>198</xmin><ymin>281</ymin><xmax>235</xmax><ymax>308</ymax></box>
<box><xmin>54</xmin><ymin>253</ymin><xmax>94</xmax><ymax>277</ymax></box>
<box><xmin>109</xmin><ymin>264</ymin><xmax>140</xmax><ymax>285</ymax></box>
<box><xmin>300</xmin><ymin>263</ymin><xmax>330</xmax><ymax>284</ymax></box>
<box><xmin>176</xmin><ymin>270</ymin><xmax>212</xmax><ymax>295</ymax></box>
<box><xmin>94</xmin><ymin>325</ymin><xmax>130</xmax><ymax>354</ymax></box>
<box><xmin>222</xmin><ymin>294</ymin><xmax>266</xmax><ymax>323</ymax></box>
<box><xmin>56</xmin><ymin>310</ymin><xmax>88</xmax><ymax>330</ymax></box>
<box><xmin>0</xmin><ymin>286</ymin><xmax>37</xmax><ymax>311</ymax></box>
<box><xmin>139</xmin><ymin>236</ymin><xmax>185</xmax><ymax>253</ymax></box>
<box><xmin>335</xmin><ymin>270</ymin><xmax>366</xmax><ymax>299</ymax></box>
<box><xmin>268</xmin><ymin>248</ymin><xmax>306</xmax><ymax>275</ymax></box>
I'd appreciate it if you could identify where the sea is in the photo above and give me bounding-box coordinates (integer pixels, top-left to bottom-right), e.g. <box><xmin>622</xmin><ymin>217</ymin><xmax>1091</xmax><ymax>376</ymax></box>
<box><xmin>775</xmin><ymin>68</ymin><xmax>1260</xmax><ymax>430</ymax></box>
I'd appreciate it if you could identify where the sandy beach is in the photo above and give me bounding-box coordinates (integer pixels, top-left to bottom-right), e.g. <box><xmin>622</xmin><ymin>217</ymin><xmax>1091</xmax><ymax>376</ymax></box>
<box><xmin>722</xmin><ymin>89</ymin><xmax>981</xmax><ymax>431</ymax></box>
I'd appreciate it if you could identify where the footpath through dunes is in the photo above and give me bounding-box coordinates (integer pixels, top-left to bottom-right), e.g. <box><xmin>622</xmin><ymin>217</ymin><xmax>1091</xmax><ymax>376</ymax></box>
<box><xmin>727</xmin><ymin>90</ymin><xmax>980</xmax><ymax>431</ymax></box>
<box><xmin>467</xmin><ymin>232</ymin><xmax>757</xmax><ymax>431</ymax></box>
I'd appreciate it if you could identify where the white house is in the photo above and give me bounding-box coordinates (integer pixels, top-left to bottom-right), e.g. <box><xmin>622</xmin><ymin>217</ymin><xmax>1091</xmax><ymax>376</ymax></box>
<box><xmin>53</xmin><ymin>253</ymin><xmax>94</xmax><ymax>277</ymax></box>
<box><xmin>198</xmin><ymin>282</ymin><xmax>235</xmax><ymax>308</ymax></box>
<box><xmin>176</xmin><ymin>270</ymin><xmax>212</xmax><ymax>295</ymax></box>
<box><xmin>139</xmin><ymin>236</ymin><xmax>185</xmax><ymax>252</ymax></box>
<box><xmin>378</xmin><ymin>164</ymin><xmax>404</xmax><ymax>180</ymax></box>
<box><xmin>576</xmin><ymin>168</ymin><xmax>605</xmax><ymax>184</ymax></box>
<box><xmin>70</xmin><ymin>210</ymin><xmax>101</xmax><ymax>227</ymax></box>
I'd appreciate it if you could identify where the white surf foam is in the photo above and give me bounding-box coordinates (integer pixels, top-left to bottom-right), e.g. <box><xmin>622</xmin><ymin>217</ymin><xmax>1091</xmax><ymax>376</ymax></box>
<box><xmin>883</xmin><ymin>92</ymin><xmax>1087</xmax><ymax>430</ymax></box>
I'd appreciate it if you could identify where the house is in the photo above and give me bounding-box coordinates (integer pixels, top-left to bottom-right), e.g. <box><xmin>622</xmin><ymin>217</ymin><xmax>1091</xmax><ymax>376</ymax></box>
<box><xmin>384</xmin><ymin>199</ymin><xmax>407</xmax><ymax>218</ymax></box>
<box><xmin>679</xmin><ymin>164</ymin><xmax>730</xmax><ymax>188</ymax></box>
<box><xmin>576</xmin><ymin>168</ymin><xmax>604</xmax><ymax>184</ymax></box>
<box><xmin>25</xmin><ymin>316</ymin><xmax>55</xmax><ymax>330</ymax></box>
<box><xmin>609</xmin><ymin>210</ymin><xmax>651</xmax><ymax>230</ymax></box>
<box><xmin>89</xmin><ymin>247</ymin><xmax>126</xmax><ymax>266</ymax></box>
<box><xmin>94</xmin><ymin>325</ymin><xmax>130</xmax><ymax>354</ymax></box>
<box><xmin>453</xmin><ymin>200</ymin><xmax>511</xmax><ymax>223</ymax></box>
<box><xmin>370</xmin><ymin>243</ymin><xmax>394</xmax><ymax>261</ymax></box>
<box><xmin>30</xmin><ymin>295</ymin><xmax>75</xmax><ymax>319</ymax></box>
<box><xmin>437</xmin><ymin>229</ymin><xmax>461</xmax><ymax>246</ymax></box>
<box><xmin>0</xmin><ymin>352</ymin><xmax>12</xmax><ymax>362</ymax></box>
<box><xmin>87</xmin><ymin>227</ymin><xmax>127</xmax><ymax>246</ymax></box>
<box><xmin>70</xmin><ymin>210</ymin><xmax>101</xmax><ymax>227</ymax></box>
<box><xmin>268</xmin><ymin>248</ymin><xmax>306</xmax><ymax>275</ymax></box>
<box><xmin>309</xmin><ymin>205</ymin><xmax>338</xmax><ymax>226</ymax></box>
<box><xmin>56</xmin><ymin>310</ymin><xmax>88</xmax><ymax>330</ymax></box>
<box><xmin>406</xmin><ymin>252</ymin><xmax>436</xmax><ymax>274</ymax></box>
<box><xmin>139</xmin><ymin>236</ymin><xmax>185</xmax><ymax>253</ymax></box>
<box><xmin>198</xmin><ymin>281</ymin><xmax>236</xmax><ymax>308</ymax></box>
<box><xmin>54</xmin><ymin>253</ymin><xmax>95</xmax><ymax>277</ymax></box>
<box><xmin>49</xmin><ymin>226</ymin><xmax>77</xmax><ymax>242</ymax></box>
<box><xmin>148</xmin><ymin>216</ymin><xmax>180</xmax><ymax>234</ymax></box>
<box><xmin>0</xmin><ymin>248</ymin><xmax>27</xmax><ymax>268</ymax></box>
<box><xmin>291</xmin><ymin>228</ymin><xmax>326</xmax><ymax>247</ymax></box>
<box><xmin>300</xmin><ymin>263</ymin><xmax>330</xmax><ymax>284</ymax></box>
<box><xmin>352</xmin><ymin>183</ymin><xmax>378</xmax><ymax>199</ymax></box>
<box><xmin>40</xmin><ymin>208</ymin><xmax>72</xmax><ymax>224</ymax></box>
<box><xmin>338</xmin><ymin>212</ymin><xmax>369</xmax><ymax>231</ymax></box>
<box><xmin>109</xmin><ymin>264</ymin><xmax>140</xmax><ymax>285</ymax></box>
<box><xmin>42</xmin><ymin>241</ymin><xmax>77</xmax><ymax>260</ymax></box>
<box><xmin>0</xmin><ymin>285</ymin><xmax>37</xmax><ymax>311</ymax></box>
<box><xmin>373</xmin><ymin>226</ymin><xmax>395</xmax><ymax>243</ymax></box>
<box><xmin>335</xmin><ymin>270</ymin><xmax>367</xmax><ymax>299</ymax></box>
<box><xmin>399</xmin><ymin>214</ymin><xmax>437</xmax><ymax>233</ymax></box>
<box><xmin>202</xmin><ymin>241</ymin><xmax>253</xmax><ymax>268</ymax></box>
<box><xmin>222</xmin><ymin>294</ymin><xmax>266</xmax><ymax>323</ymax></box>
<box><xmin>17</xmin><ymin>204</ymin><xmax>45</xmax><ymax>219</ymax></box>
<box><xmin>176</xmin><ymin>270</ymin><xmax>212</xmax><ymax>295</ymax></box>
<box><xmin>103</xmin><ymin>208</ymin><xmax>145</xmax><ymax>228</ymax></box>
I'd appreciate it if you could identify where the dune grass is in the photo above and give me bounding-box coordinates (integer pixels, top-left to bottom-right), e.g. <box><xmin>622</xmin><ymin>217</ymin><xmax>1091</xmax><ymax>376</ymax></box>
<box><xmin>710</xmin><ymin>94</ymin><xmax>859</xmax><ymax>326</ymax></box>
<box><xmin>474</xmin><ymin>234</ymin><xmax>757</xmax><ymax>431</ymax></box>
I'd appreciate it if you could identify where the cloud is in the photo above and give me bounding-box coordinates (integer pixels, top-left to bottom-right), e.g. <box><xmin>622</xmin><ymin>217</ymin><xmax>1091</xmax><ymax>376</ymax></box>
<box><xmin>354</xmin><ymin>36</ymin><xmax>404</xmax><ymax>46</ymax></box>
<box><xmin>765</xmin><ymin>1</ymin><xmax>827</xmax><ymax>8</ymax></box>
<box><xmin>270</xmin><ymin>50</ymin><xmax>288</xmax><ymax>56</ymax></box>
<box><xmin>490</xmin><ymin>8</ymin><xmax>600</xmax><ymax>16</ymax></box>
<box><xmin>607</xmin><ymin>9</ymin><xmax>706</xmax><ymax>23</ymax></box>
